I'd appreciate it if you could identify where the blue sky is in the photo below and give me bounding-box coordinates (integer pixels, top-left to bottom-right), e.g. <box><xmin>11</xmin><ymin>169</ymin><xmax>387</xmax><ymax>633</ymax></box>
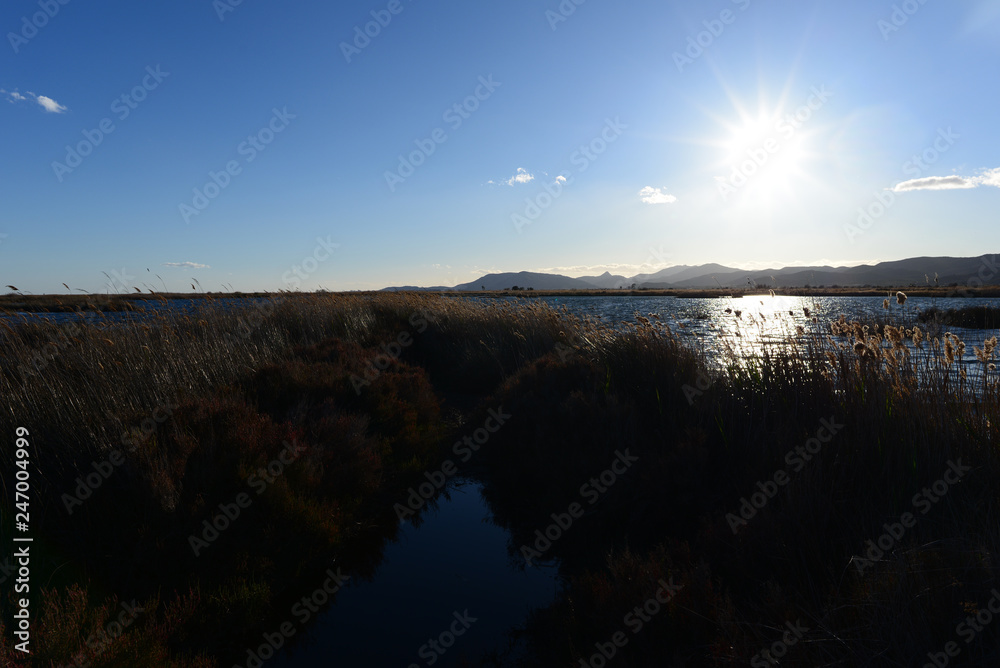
<box><xmin>2</xmin><ymin>0</ymin><xmax>998</xmax><ymax>293</ymax></box>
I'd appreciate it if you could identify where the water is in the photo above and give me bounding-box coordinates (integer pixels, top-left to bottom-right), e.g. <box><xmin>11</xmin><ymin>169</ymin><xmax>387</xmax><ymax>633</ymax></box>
<box><xmin>8</xmin><ymin>293</ymin><xmax>996</xmax><ymax>664</ymax></box>
<box><xmin>0</xmin><ymin>297</ymin><xmax>260</xmax><ymax>325</ymax></box>
<box><xmin>268</xmin><ymin>479</ymin><xmax>559</xmax><ymax>667</ymax></box>
<box><xmin>534</xmin><ymin>293</ymin><xmax>998</xmax><ymax>366</ymax></box>
<box><xmin>7</xmin><ymin>294</ymin><xmax>997</xmax><ymax>353</ymax></box>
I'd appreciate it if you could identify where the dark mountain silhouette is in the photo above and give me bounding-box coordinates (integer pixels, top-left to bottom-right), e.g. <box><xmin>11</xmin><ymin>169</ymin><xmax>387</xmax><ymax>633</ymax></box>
<box><xmin>452</xmin><ymin>271</ymin><xmax>599</xmax><ymax>291</ymax></box>
<box><xmin>576</xmin><ymin>271</ymin><xmax>630</xmax><ymax>289</ymax></box>
<box><xmin>382</xmin><ymin>254</ymin><xmax>998</xmax><ymax>291</ymax></box>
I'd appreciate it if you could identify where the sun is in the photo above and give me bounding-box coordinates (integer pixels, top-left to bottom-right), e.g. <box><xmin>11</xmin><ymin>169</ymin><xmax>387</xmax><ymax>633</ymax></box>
<box><xmin>713</xmin><ymin>107</ymin><xmax>816</xmax><ymax>210</ymax></box>
<box><xmin>687</xmin><ymin>73</ymin><xmax>836</xmax><ymax>216</ymax></box>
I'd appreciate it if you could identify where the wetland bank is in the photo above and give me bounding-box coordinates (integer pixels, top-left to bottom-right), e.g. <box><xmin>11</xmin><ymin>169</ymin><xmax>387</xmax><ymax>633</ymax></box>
<box><xmin>1</xmin><ymin>291</ymin><xmax>999</xmax><ymax>666</ymax></box>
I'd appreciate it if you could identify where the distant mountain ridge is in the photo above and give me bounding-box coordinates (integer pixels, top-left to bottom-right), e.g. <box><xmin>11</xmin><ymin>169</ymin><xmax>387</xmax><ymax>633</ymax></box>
<box><xmin>381</xmin><ymin>254</ymin><xmax>999</xmax><ymax>291</ymax></box>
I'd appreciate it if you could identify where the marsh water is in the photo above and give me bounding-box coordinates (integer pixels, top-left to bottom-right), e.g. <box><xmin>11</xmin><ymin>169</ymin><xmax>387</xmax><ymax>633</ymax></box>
<box><xmin>267</xmin><ymin>479</ymin><xmax>559</xmax><ymax>667</ymax></box>
<box><xmin>8</xmin><ymin>294</ymin><xmax>998</xmax><ymax>664</ymax></box>
<box><xmin>8</xmin><ymin>293</ymin><xmax>997</xmax><ymax>349</ymax></box>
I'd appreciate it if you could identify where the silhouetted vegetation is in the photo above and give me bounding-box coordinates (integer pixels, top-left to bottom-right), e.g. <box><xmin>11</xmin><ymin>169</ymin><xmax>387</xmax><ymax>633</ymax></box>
<box><xmin>919</xmin><ymin>305</ymin><xmax>1000</xmax><ymax>329</ymax></box>
<box><xmin>1</xmin><ymin>294</ymin><xmax>998</xmax><ymax>665</ymax></box>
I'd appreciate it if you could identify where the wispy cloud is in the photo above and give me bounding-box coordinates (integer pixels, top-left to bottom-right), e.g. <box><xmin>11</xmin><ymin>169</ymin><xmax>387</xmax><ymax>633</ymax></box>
<box><xmin>639</xmin><ymin>186</ymin><xmax>677</xmax><ymax>204</ymax></box>
<box><xmin>489</xmin><ymin>167</ymin><xmax>535</xmax><ymax>186</ymax></box>
<box><xmin>35</xmin><ymin>95</ymin><xmax>67</xmax><ymax>113</ymax></box>
<box><xmin>534</xmin><ymin>263</ymin><xmax>657</xmax><ymax>276</ymax></box>
<box><xmin>892</xmin><ymin>167</ymin><xmax>1000</xmax><ymax>192</ymax></box>
<box><xmin>976</xmin><ymin>167</ymin><xmax>1000</xmax><ymax>187</ymax></box>
<box><xmin>1</xmin><ymin>89</ymin><xmax>67</xmax><ymax>113</ymax></box>
<box><xmin>163</xmin><ymin>261</ymin><xmax>210</xmax><ymax>269</ymax></box>
<box><xmin>892</xmin><ymin>175</ymin><xmax>976</xmax><ymax>192</ymax></box>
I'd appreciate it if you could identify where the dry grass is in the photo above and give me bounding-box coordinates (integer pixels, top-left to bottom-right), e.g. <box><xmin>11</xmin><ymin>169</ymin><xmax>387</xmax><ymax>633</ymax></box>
<box><xmin>2</xmin><ymin>293</ymin><xmax>999</xmax><ymax>666</ymax></box>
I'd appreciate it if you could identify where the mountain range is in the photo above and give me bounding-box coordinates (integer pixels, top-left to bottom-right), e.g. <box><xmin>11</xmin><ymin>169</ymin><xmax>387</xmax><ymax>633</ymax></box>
<box><xmin>383</xmin><ymin>255</ymin><xmax>999</xmax><ymax>291</ymax></box>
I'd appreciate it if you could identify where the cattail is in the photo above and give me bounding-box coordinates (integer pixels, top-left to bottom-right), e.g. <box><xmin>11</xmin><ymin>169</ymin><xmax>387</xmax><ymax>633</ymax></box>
<box><xmin>883</xmin><ymin>298</ymin><xmax>890</xmax><ymax>310</ymax></box>
<box><xmin>896</xmin><ymin>291</ymin><xmax>907</xmax><ymax>306</ymax></box>
<box><xmin>985</xmin><ymin>336</ymin><xmax>998</xmax><ymax>358</ymax></box>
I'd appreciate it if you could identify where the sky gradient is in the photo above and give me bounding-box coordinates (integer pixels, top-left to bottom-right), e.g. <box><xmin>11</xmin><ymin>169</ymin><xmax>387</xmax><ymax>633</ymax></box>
<box><xmin>2</xmin><ymin>0</ymin><xmax>999</xmax><ymax>293</ymax></box>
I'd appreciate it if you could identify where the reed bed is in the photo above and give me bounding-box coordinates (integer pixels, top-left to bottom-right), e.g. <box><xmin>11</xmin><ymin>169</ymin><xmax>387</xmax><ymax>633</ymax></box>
<box><xmin>1</xmin><ymin>293</ymin><xmax>999</xmax><ymax>666</ymax></box>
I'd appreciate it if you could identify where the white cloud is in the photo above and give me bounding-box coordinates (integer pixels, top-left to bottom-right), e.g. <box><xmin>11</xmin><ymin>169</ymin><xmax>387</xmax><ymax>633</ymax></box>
<box><xmin>487</xmin><ymin>167</ymin><xmax>535</xmax><ymax>186</ymax></box>
<box><xmin>163</xmin><ymin>262</ymin><xmax>210</xmax><ymax>269</ymax></box>
<box><xmin>555</xmin><ymin>175</ymin><xmax>567</xmax><ymax>184</ymax></box>
<box><xmin>1</xmin><ymin>89</ymin><xmax>68</xmax><ymax>113</ymax></box>
<box><xmin>892</xmin><ymin>167</ymin><xmax>1000</xmax><ymax>192</ymax></box>
<box><xmin>892</xmin><ymin>175</ymin><xmax>976</xmax><ymax>192</ymax></box>
<box><xmin>535</xmin><ymin>264</ymin><xmax>649</xmax><ymax>276</ymax></box>
<box><xmin>975</xmin><ymin>167</ymin><xmax>1000</xmax><ymax>187</ymax></box>
<box><xmin>35</xmin><ymin>95</ymin><xmax>67</xmax><ymax>113</ymax></box>
<box><xmin>639</xmin><ymin>186</ymin><xmax>677</xmax><ymax>204</ymax></box>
